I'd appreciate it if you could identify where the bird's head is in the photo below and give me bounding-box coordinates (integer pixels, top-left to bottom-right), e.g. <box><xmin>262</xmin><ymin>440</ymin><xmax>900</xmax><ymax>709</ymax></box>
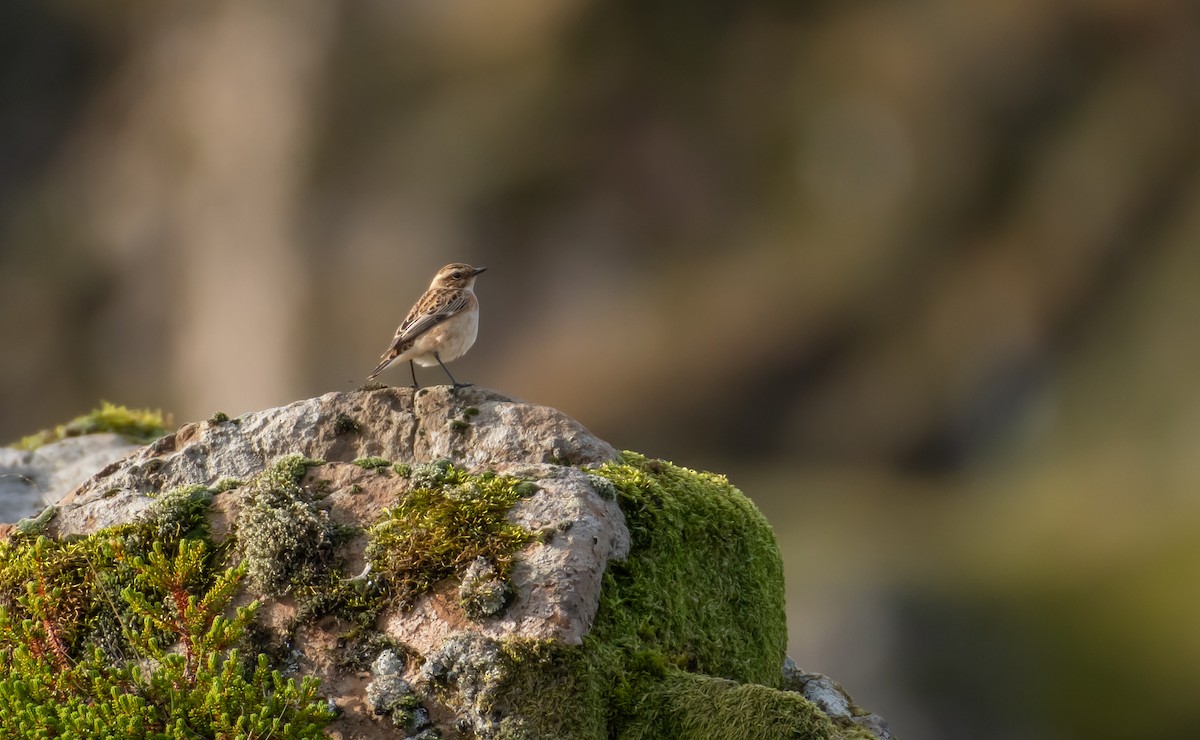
<box><xmin>430</xmin><ymin>263</ymin><xmax>487</xmax><ymax>289</ymax></box>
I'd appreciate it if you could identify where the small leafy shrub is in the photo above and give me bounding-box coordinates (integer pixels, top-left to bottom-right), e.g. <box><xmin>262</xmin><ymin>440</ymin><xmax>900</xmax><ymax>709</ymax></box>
<box><xmin>0</xmin><ymin>502</ymin><xmax>334</xmax><ymax>737</ymax></box>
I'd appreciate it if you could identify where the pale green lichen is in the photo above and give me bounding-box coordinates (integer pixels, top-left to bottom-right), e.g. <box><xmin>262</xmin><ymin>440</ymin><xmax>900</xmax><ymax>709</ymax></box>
<box><xmin>10</xmin><ymin>402</ymin><xmax>170</xmax><ymax>451</ymax></box>
<box><xmin>15</xmin><ymin>505</ymin><xmax>57</xmax><ymax>535</ymax></box>
<box><xmin>367</xmin><ymin>649</ymin><xmax>434</xmax><ymax>734</ymax></box>
<box><xmin>235</xmin><ymin>456</ymin><xmax>338</xmax><ymax>598</ymax></box>
<box><xmin>458</xmin><ymin>556</ymin><xmax>510</xmax><ymax>619</ymax></box>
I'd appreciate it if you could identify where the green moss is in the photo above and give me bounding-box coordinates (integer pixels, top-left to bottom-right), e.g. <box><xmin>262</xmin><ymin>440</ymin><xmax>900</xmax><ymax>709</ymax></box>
<box><xmin>11</xmin><ymin>402</ymin><xmax>170</xmax><ymax>450</ymax></box>
<box><xmin>15</xmin><ymin>505</ymin><xmax>57</xmax><ymax>535</ymax></box>
<box><xmin>619</xmin><ymin>669</ymin><xmax>848</xmax><ymax>740</ymax></box>
<box><xmin>0</xmin><ymin>491</ymin><xmax>333</xmax><ymax>737</ymax></box>
<box><xmin>590</xmin><ymin>453</ymin><xmax>787</xmax><ymax>687</ymax></box>
<box><xmin>392</xmin><ymin>462</ymin><xmax>413</xmax><ymax>477</ymax></box>
<box><xmin>365</xmin><ymin>461</ymin><xmax>536</xmax><ymax>609</ymax></box>
<box><xmin>143</xmin><ymin>484</ymin><xmax>214</xmax><ymax>543</ymax></box>
<box><xmin>208</xmin><ymin>411</ymin><xmax>230</xmax><ymax>424</ymax></box>
<box><xmin>353</xmin><ymin>456</ymin><xmax>393</xmax><ymax>471</ymax></box>
<box><xmin>461</xmin><ymin>453</ymin><xmax>852</xmax><ymax>739</ymax></box>
<box><xmin>333</xmin><ymin>413</ymin><xmax>361</xmax><ymax>435</ymax></box>
<box><xmin>213</xmin><ymin>477</ymin><xmax>244</xmax><ymax>493</ymax></box>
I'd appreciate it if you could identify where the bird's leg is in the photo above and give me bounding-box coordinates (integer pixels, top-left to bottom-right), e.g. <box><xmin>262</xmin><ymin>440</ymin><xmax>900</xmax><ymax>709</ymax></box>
<box><xmin>434</xmin><ymin>352</ymin><xmax>470</xmax><ymax>389</ymax></box>
<box><xmin>409</xmin><ymin>360</ymin><xmax>420</xmax><ymax>390</ymax></box>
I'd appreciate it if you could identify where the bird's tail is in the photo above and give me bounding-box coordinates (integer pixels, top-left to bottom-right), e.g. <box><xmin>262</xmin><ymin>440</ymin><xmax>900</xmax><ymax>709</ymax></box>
<box><xmin>368</xmin><ymin>351</ymin><xmax>398</xmax><ymax>381</ymax></box>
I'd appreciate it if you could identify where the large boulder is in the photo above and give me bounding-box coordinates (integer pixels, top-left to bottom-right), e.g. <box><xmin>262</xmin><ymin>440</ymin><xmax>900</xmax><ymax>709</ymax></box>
<box><xmin>0</xmin><ymin>386</ymin><xmax>891</xmax><ymax>739</ymax></box>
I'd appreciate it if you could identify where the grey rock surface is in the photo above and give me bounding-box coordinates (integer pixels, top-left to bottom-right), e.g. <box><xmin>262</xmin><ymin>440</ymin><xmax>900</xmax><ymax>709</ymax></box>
<box><xmin>381</xmin><ymin>463</ymin><xmax>629</xmax><ymax>655</ymax></box>
<box><xmin>53</xmin><ymin>385</ymin><xmax>619</xmax><ymax>537</ymax></box>
<box><xmin>783</xmin><ymin>657</ymin><xmax>895</xmax><ymax>740</ymax></box>
<box><xmin>0</xmin><ymin>434</ymin><xmax>140</xmax><ymax>524</ymax></box>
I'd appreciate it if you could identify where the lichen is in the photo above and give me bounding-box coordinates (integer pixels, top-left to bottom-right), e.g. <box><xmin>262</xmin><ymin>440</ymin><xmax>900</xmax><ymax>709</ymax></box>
<box><xmin>367</xmin><ymin>649</ymin><xmax>434</xmax><ymax>735</ymax></box>
<box><xmin>458</xmin><ymin>556</ymin><xmax>510</xmax><ymax>620</ymax></box>
<box><xmin>15</xmin><ymin>505</ymin><xmax>56</xmax><ymax>535</ymax></box>
<box><xmin>10</xmin><ymin>401</ymin><xmax>170</xmax><ymax>450</ymax></box>
<box><xmin>234</xmin><ymin>455</ymin><xmax>338</xmax><ymax>598</ymax></box>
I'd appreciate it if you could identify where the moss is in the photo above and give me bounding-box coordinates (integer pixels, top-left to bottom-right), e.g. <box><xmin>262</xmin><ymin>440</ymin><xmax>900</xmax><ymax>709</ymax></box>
<box><xmin>365</xmin><ymin>462</ymin><xmax>536</xmax><ymax>609</ymax></box>
<box><xmin>618</xmin><ymin>669</ymin><xmax>848</xmax><ymax>740</ymax></box>
<box><xmin>333</xmin><ymin>413</ymin><xmax>361</xmax><ymax>435</ymax></box>
<box><xmin>143</xmin><ymin>484</ymin><xmax>214</xmax><ymax>543</ymax></box>
<box><xmin>392</xmin><ymin>462</ymin><xmax>413</xmax><ymax>477</ymax></box>
<box><xmin>213</xmin><ymin>477</ymin><xmax>244</xmax><ymax>493</ymax></box>
<box><xmin>208</xmin><ymin>410</ymin><xmax>230</xmax><ymax>424</ymax></box>
<box><xmin>11</xmin><ymin>402</ymin><xmax>170</xmax><ymax>450</ymax></box>
<box><xmin>15</xmin><ymin>505</ymin><xmax>57</xmax><ymax>535</ymax></box>
<box><xmin>0</xmin><ymin>489</ymin><xmax>333</xmax><ymax>737</ymax></box>
<box><xmin>452</xmin><ymin>453</ymin><xmax>855</xmax><ymax>739</ymax></box>
<box><xmin>353</xmin><ymin>456</ymin><xmax>393</xmax><ymax>471</ymax></box>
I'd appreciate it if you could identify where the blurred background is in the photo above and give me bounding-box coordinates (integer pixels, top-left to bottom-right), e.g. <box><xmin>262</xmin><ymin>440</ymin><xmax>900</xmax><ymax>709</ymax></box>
<box><xmin>3</xmin><ymin>1</ymin><xmax>1200</xmax><ymax>737</ymax></box>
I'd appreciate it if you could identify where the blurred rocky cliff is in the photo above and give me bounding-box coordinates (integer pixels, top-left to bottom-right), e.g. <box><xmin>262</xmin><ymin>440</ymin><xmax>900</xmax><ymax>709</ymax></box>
<box><xmin>3</xmin><ymin>2</ymin><xmax>1200</xmax><ymax>738</ymax></box>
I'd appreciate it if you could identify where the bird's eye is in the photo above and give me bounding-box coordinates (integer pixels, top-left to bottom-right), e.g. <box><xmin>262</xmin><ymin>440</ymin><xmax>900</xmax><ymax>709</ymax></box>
<box><xmin>452</xmin><ymin>271</ymin><xmax>463</xmax><ymax>279</ymax></box>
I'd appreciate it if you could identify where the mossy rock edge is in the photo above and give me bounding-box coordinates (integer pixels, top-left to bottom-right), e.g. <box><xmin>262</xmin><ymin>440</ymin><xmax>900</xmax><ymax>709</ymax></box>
<box><xmin>1</xmin><ymin>391</ymin><xmax>889</xmax><ymax>739</ymax></box>
<box><xmin>439</xmin><ymin>452</ymin><xmax>871</xmax><ymax>740</ymax></box>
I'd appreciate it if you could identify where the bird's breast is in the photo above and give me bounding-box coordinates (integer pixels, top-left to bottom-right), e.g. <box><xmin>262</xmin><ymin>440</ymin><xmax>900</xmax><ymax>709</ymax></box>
<box><xmin>411</xmin><ymin>309</ymin><xmax>479</xmax><ymax>366</ymax></box>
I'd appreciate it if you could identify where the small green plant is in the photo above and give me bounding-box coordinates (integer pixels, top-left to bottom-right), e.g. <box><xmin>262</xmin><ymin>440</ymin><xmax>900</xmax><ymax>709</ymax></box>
<box><xmin>122</xmin><ymin>539</ymin><xmax>254</xmax><ymax>681</ymax></box>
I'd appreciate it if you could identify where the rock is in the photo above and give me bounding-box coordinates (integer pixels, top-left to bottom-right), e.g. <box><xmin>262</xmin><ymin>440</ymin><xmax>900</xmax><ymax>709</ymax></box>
<box><xmin>0</xmin><ymin>433</ymin><xmax>141</xmax><ymax>524</ymax></box>
<box><xmin>0</xmin><ymin>387</ymin><xmax>891</xmax><ymax>739</ymax></box>
<box><xmin>52</xmin><ymin>386</ymin><xmax>617</xmax><ymax>536</ymax></box>
<box><xmin>783</xmin><ymin>657</ymin><xmax>896</xmax><ymax>740</ymax></box>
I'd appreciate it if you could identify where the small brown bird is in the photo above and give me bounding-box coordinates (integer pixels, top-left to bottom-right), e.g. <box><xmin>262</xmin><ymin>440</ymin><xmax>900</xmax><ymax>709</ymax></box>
<box><xmin>368</xmin><ymin>263</ymin><xmax>486</xmax><ymax>388</ymax></box>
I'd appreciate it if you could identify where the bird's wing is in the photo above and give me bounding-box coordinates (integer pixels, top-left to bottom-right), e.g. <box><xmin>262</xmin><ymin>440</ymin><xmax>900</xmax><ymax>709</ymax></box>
<box><xmin>392</xmin><ymin>289</ymin><xmax>472</xmax><ymax>348</ymax></box>
<box><xmin>368</xmin><ymin>289</ymin><xmax>473</xmax><ymax>380</ymax></box>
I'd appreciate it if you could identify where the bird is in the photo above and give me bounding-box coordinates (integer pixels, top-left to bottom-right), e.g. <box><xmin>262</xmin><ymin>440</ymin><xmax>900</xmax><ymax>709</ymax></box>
<box><xmin>368</xmin><ymin>263</ymin><xmax>487</xmax><ymax>388</ymax></box>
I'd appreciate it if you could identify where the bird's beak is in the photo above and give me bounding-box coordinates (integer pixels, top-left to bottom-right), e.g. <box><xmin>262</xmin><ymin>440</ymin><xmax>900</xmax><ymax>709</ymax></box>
<box><xmin>472</xmin><ymin>266</ymin><xmax>487</xmax><ymax>276</ymax></box>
